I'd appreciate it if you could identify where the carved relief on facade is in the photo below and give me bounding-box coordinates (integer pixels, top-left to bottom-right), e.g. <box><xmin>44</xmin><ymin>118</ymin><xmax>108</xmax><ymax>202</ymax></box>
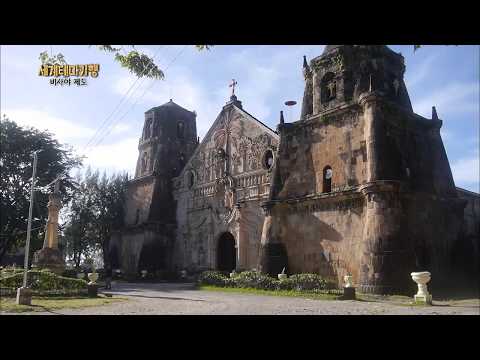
<box><xmin>186</xmin><ymin>114</ymin><xmax>278</xmax><ymax>191</ymax></box>
<box><xmin>211</xmin><ymin>175</ymin><xmax>238</xmax><ymax>224</ymax></box>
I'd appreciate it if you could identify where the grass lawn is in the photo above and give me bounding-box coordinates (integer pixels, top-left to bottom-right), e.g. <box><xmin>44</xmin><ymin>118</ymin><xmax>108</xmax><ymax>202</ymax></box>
<box><xmin>199</xmin><ymin>285</ymin><xmax>479</xmax><ymax>308</ymax></box>
<box><xmin>0</xmin><ymin>294</ymin><xmax>128</xmax><ymax>313</ymax></box>
<box><xmin>199</xmin><ymin>285</ymin><xmax>341</xmax><ymax>301</ymax></box>
<box><xmin>199</xmin><ymin>285</ymin><xmax>426</xmax><ymax>305</ymax></box>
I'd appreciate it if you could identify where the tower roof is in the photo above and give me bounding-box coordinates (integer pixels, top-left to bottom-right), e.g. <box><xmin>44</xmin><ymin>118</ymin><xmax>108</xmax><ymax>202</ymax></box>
<box><xmin>145</xmin><ymin>99</ymin><xmax>195</xmax><ymax>115</ymax></box>
<box><xmin>322</xmin><ymin>45</ymin><xmax>343</xmax><ymax>54</ymax></box>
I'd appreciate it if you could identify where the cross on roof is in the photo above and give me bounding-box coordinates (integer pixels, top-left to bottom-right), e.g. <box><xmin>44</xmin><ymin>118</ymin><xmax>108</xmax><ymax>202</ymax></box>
<box><xmin>229</xmin><ymin>79</ymin><xmax>238</xmax><ymax>96</ymax></box>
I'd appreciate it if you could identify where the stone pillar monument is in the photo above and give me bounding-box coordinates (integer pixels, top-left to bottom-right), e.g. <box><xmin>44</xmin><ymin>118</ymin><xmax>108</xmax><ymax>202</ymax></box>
<box><xmin>33</xmin><ymin>180</ymin><xmax>65</xmax><ymax>274</ymax></box>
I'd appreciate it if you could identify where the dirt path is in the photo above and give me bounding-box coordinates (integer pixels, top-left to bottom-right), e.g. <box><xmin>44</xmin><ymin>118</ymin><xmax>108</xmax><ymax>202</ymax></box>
<box><xmin>7</xmin><ymin>282</ymin><xmax>479</xmax><ymax>315</ymax></box>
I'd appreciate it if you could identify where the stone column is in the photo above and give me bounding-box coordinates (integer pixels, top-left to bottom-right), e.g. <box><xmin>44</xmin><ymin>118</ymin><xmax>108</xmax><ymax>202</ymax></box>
<box><xmin>258</xmin><ymin>115</ymin><xmax>289</xmax><ymax>275</ymax></box>
<box><xmin>359</xmin><ymin>91</ymin><xmax>382</xmax><ymax>182</ymax></box>
<box><xmin>43</xmin><ymin>191</ymin><xmax>62</xmax><ymax>249</ymax></box>
<box><xmin>232</xmin><ymin>205</ymin><xmax>243</xmax><ymax>270</ymax></box>
<box><xmin>358</xmin><ymin>181</ymin><xmax>411</xmax><ymax>294</ymax></box>
<box><xmin>312</xmin><ymin>71</ymin><xmax>321</xmax><ymax>116</ymax></box>
<box><xmin>258</xmin><ymin>203</ymin><xmax>288</xmax><ymax>276</ymax></box>
<box><xmin>301</xmin><ymin>71</ymin><xmax>313</xmax><ymax>119</ymax></box>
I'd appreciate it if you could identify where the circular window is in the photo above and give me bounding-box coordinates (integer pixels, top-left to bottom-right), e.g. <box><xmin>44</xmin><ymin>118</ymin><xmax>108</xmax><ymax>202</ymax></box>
<box><xmin>263</xmin><ymin>149</ymin><xmax>274</xmax><ymax>170</ymax></box>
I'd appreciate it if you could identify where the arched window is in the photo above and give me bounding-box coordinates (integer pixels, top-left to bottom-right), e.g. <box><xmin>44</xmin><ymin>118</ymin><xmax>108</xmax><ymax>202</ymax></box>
<box><xmin>323</xmin><ymin>166</ymin><xmax>332</xmax><ymax>193</ymax></box>
<box><xmin>177</xmin><ymin>121</ymin><xmax>185</xmax><ymax>139</ymax></box>
<box><xmin>263</xmin><ymin>149</ymin><xmax>274</xmax><ymax>170</ymax></box>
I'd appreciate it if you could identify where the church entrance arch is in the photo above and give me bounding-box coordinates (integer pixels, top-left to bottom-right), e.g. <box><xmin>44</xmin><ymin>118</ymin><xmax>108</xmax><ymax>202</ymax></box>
<box><xmin>217</xmin><ymin>232</ymin><xmax>236</xmax><ymax>272</ymax></box>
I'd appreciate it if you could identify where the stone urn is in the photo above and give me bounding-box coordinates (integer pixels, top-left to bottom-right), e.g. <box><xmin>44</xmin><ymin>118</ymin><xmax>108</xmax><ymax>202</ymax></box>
<box><xmin>344</xmin><ymin>275</ymin><xmax>353</xmax><ymax>288</ymax></box>
<box><xmin>141</xmin><ymin>270</ymin><xmax>148</xmax><ymax>278</ymax></box>
<box><xmin>278</xmin><ymin>267</ymin><xmax>287</xmax><ymax>280</ymax></box>
<box><xmin>87</xmin><ymin>272</ymin><xmax>99</xmax><ymax>285</ymax></box>
<box><xmin>411</xmin><ymin>271</ymin><xmax>432</xmax><ymax>304</ymax></box>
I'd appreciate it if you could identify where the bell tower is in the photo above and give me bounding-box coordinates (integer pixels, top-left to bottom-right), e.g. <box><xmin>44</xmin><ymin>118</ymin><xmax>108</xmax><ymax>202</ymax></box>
<box><xmin>132</xmin><ymin>99</ymin><xmax>198</xmax><ymax>224</ymax></box>
<box><xmin>114</xmin><ymin>99</ymin><xmax>199</xmax><ymax>276</ymax></box>
<box><xmin>135</xmin><ymin>99</ymin><xmax>198</xmax><ymax>180</ymax></box>
<box><xmin>301</xmin><ymin>45</ymin><xmax>413</xmax><ymax>119</ymax></box>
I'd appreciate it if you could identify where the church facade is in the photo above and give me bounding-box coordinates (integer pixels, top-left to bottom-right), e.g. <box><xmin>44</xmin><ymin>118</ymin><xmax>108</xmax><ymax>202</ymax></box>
<box><xmin>111</xmin><ymin>45</ymin><xmax>479</xmax><ymax>294</ymax></box>
<box><xmin>172</xmin><ymin>96</ymin><xmax>279</xmax><ymax>273</ymax></box>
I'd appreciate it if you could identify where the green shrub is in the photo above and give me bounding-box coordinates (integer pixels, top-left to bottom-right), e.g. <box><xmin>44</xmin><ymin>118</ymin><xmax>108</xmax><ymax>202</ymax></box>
<box><xmin>287</xmin><ymin>273</ymin><xmax>331</xmax><ymax>291</ymax></box>
<box><xmin>198</xmin><ymin>271</ymin><xmax>229</xmax><ymax>287</ymax></box>
<box><xmin>0</xmin><ymin>268</ymin><xmax>25</xmax><ymax>279</ymax></box>
<box><xmin>223</xmin><ymin>277</ymin><xmax>236</xmax><ymax>288</ymax></box>
<box><xmin>0</xmin><ymin>270</ymin><xmax>88</xmax><ymax>291</ymax></box>
<box><xmin>276</xmin><ymin>277</ymin><xmax>295</xmax><ymax>290</ymax></box>
<box><xmin>232</xmin><ymin>270</ymin><xmax>277</xmax><ymax>290</ymax></box>
<box><xmin>198</xmin><ymin>270</ymin><xmax>337</xmax><ymax>292</ymax></box>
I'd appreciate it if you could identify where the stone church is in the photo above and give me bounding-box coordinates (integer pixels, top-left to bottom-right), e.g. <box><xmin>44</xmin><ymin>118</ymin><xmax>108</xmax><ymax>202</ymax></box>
<box><xmin>110</xmin><ymin>45</ymin><xmax>479</xmax><ymax>294</ymax></box>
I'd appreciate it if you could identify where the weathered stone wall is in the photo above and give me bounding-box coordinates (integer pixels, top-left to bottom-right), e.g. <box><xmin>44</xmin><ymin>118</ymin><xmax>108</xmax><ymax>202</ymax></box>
<box><xmin>269</xmin><ymin>193</ymin><xmax>365</xmax><ymax>284</ymax></box>
<box><xmin>401</xmin><ymin>194</ymin><xmax>466</xmax><ymax>290</ymax></box>
<box><xmin>110</xmin><ymin>225</ymin><xmax>172</xmax><ymax>275</ymax></box>
<box><xmin>236</xmin><ymin>200</ymin><xmax>265</xmax><ymax>270</ymax></box>
<box><xmin>123</xmin><ymin>177</ymin><xmax>156</xmax><ymax>226</ymax></box>
<box><xmin>454</xmin><ymin>189</ymin><xmax>480</xmax><ymax>286</ymax></box>
<box><xmin>275</xmin><ymin>108</ymin><xmax>367</xmax><ymax>200</ymax></box>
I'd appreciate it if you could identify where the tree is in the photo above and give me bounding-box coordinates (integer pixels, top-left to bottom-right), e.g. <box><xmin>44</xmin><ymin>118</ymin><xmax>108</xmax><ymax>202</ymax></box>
<box><xmin>0</xmin><ymin>116</ymin><xmax>82</xmax><ymax>261</ymax></box>
<box><xmin>40</xmin><ymin>45</ymin><xmax>213</xmax><ymax>79</ymax></box>
<box><xmin>62</xmin><ymin>168</ymin><xmax>128</xmax><ymax>269</ymax></box>
<box><xmin>62</xmin><ymin>171</ymin><xmax>95</xmax><ymax>268</ymax></box>
<box><xmin>91</xmin><ymin>171</ymin><xmax>128</xmax><ymax>269</ymax></box>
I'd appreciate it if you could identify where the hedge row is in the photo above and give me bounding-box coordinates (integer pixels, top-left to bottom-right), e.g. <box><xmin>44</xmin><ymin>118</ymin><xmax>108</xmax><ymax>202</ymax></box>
<box><xmin>0</xmin><ymin>287</ymin><xmax>89</xmax><ymax>298</ymax></box>
<box><xmin>0</xmin><ymin>270</ymin><xmax>88</xmax><ymax>291</ymax></box>
<box><xmin>198</xmin><ymin>271</ymin><xmax>336</xmax><ymax>292</ymax></box>
<box><xmin>0</xmin><ymin>268</ymin><xmax>26</xmax><ymax>279</ymax></box>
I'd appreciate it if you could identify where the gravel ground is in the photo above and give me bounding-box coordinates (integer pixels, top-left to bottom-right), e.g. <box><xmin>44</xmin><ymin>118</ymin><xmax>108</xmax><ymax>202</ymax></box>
<box><xmin>6</xmin><ymin>282</ymin><xmax>479</xmax><ymax>315</ymax></box>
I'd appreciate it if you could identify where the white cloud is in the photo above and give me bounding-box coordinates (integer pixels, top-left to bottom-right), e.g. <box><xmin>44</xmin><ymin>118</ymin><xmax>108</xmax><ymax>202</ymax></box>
<box><xmin>236</xmin><ymin>63</ymin><xmax>281</xmax><ymax>120</ymax></box>
<box><xmin>5</xmin><ymin>108</ymin><xmax>95</xmax><ymax>143</ymax></box>
<box><xmin>413</xmin><ymin>82</ymin><xmax>479</xmax><ymax>118</ymax></box>
<box><xmin>110</xmin><ymin>45</ymin><xmax>326</xmax><ymax>139</ymax></box>
<box><xmin>451</xmin><ymin>154</ymin><xmax>480</xmax><ymax>193</ymax></box>
<box><xmin>82</xmin><ymin>137</ymin><xmax>139</xmax><ymax>176</ymax></box>
<box><xmin>405</xmin><ymin>53</ymin><xmax>439</xmax><ymax>89</ymax></box>
<box><xmin>111</xmin><ymin>68</ymin><xmax>224</xmax><ymax>139</ymax></box>
<box><xmin>110</xmin><ymin>123</ymin><xmax>131</xmax><ymax>135</ymax></box>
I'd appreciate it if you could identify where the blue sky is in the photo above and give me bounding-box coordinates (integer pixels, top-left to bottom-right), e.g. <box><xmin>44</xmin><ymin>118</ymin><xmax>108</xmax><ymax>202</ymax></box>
<box><xmin>1</xmin><ymin>45</ymin><xmax>478</xmax><ymax>192</ymax></box>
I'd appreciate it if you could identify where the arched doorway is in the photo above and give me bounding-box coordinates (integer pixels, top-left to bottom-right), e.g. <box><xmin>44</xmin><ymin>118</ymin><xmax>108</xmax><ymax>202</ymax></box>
<box><xmin>217</xmin><ymin>232</ymin><xmax>236</xmax><ymax>272</ymax></box>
